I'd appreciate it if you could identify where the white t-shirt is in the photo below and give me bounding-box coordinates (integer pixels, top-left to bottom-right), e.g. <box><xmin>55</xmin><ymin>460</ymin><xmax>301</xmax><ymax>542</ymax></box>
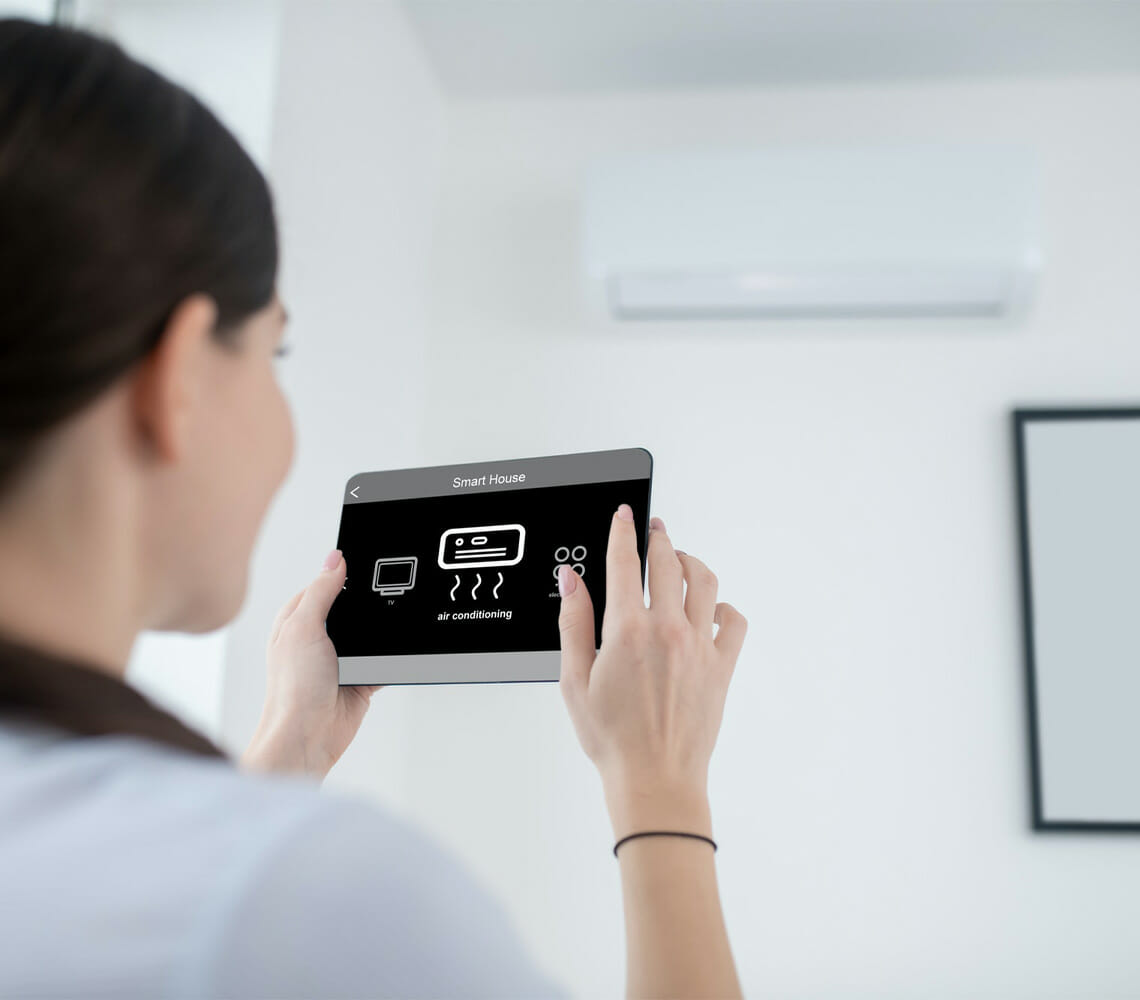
<box><xmin>0</xmin><ymin>717</ymin><xmax>567</xmax><ymax>999</ymax></box>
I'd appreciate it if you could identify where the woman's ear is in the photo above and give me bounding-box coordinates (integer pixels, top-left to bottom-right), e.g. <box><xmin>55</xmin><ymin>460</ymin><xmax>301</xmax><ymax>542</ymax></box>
<box><xmin>131</xmin><ymin>293</ymin><xmax>218</xmax><ymax>463</ymax></box>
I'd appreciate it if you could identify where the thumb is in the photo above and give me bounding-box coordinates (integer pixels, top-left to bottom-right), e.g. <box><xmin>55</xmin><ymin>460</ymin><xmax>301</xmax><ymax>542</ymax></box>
<box><xmin>292</xmin><ymin>548</ymin><xmax>347</xmax><ymax>630</ymax></box>
<box><xmin>557</xmin><ymin>563</ymin><xmax>596</xmax><ymax>700</ymax></box>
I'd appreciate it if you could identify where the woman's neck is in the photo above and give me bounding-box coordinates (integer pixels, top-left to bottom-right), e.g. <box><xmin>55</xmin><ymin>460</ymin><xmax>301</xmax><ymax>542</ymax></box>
<box><xmin>0</xmin><ymin>435</ymin><xmax>145</xmax><ymax>679</ymax></box>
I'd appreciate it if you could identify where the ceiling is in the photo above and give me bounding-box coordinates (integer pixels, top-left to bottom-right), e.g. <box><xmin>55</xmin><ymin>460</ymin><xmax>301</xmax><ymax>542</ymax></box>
<box><xmin>401</xmin><ymin>0</ymin><xmax>1140</xmax><ymax>97</ymax></box>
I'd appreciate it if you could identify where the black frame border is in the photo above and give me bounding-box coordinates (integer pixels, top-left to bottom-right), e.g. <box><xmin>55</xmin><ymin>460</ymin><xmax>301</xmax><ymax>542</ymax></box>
<box><xmin>1014</xmin><ymin>406</ymin><xmax>1140</xmax><ymax>832</ymax></box>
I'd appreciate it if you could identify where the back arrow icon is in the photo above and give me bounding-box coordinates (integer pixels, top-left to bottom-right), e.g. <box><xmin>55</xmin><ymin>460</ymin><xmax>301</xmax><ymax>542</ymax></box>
<box><xmin>349</xmin><ymin>486</ymin><xmax>360</xmax><ymax>498</ymax></box>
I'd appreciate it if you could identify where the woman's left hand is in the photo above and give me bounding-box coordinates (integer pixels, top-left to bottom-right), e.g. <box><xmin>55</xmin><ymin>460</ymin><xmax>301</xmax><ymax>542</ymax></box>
<box><xmin>241</xmin><ymin>550</ymin><xmax>381</xmax><ymax>780</ymax></box>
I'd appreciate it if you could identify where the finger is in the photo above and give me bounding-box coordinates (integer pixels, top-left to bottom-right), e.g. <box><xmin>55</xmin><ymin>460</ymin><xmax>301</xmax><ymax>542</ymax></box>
<box><xmin>292</xmin><ymin>549</ymin><xmax>348</xmax><ymax>630</ymax></box>
<box><xmin>713</xmin><ymin>602</ymin><xmax>748</xmax><ymax>665</ymax></box>
<box><xmin>270</xmin><ymin>588</ymin><xmax>305</xmax><ymax>645</ymax></box>
<box><xmin>604</xmin><ymin>503</ymin><xmax>644</xmax><ymax>618</ymax></box>
<box><xmin>557</xmin><ymin>563</ymin><xmax>596</xmax><ymax>704</ymax></box>
<box><xmin>646</xmin><ymin>518</ymin><xmax>684</xmax><ymax>617</ymax></box>
<box><xmin>678</xmin><ymin>551</ymin><xmax>718</xmax><ymax>628</ymax></box>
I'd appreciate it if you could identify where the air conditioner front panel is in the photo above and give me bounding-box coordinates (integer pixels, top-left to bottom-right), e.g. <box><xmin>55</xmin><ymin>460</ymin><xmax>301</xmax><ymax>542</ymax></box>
<box><xmin>582</xmin><ymin>148</ymin><xmax>1041</xmax><ymax>320</ymax></box>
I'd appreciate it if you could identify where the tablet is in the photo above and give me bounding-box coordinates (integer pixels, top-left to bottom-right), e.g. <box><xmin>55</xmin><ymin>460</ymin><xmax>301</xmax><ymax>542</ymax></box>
<box><xmin>329</xmin><ymin>448</ymin><xmax>653</xmax><ymax>685</ymax></box>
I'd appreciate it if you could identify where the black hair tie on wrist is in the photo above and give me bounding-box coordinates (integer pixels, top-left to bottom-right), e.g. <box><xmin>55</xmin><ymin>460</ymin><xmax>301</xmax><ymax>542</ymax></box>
<box><xmin>613</xmin><ymin>831</ymin><xmax>718</xmax><ymax>857</ymax></box>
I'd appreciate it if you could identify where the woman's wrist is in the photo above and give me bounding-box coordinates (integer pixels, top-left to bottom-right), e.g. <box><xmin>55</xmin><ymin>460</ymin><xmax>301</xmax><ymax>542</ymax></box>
<box><xmin>601</xmin><ymin>767</ymin><xmax>713</xmax><ymax>843</ymax></box>
<box><xmin>241</xmin><ymin>714</ymin><xmax>329</xmax><ymax>780</ymax></box>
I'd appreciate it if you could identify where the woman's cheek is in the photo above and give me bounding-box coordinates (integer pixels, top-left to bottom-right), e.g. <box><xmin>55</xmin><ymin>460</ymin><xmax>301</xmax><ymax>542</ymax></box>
<box><xmin>270</xmin><ymin>374</ymin><xmax>295</xmax><ymax>488</ymax></box>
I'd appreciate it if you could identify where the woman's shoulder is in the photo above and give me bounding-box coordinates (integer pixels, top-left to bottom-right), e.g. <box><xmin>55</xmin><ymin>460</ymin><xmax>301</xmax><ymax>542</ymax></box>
<box><xmin>0</xmin><ymin>719</ymin><xmax>384</xmax><ymax>912</ymax></box>
<box><xmin>0</xmin><ymin>717</ymin><xmax>332</xmax><ymax>831</ymax></box>
<box><xmin>0</xmin><ymin>719</ymin><xmax>565</xmax><ymax>998</ymax></box>
<box><xmin>0</xmin><ymin>715</ymin><xmax>457</xmax><ymax>886</ymax></box>
<box><xmin>0</xmin><ymin>716</ymin><xmax>565</xmax><ymax>998</ymax></box>
<box><xmin>0</xmin><ymin>718</ymin><xmax>458</xmax><ymax>915</ymax></box>
<box><xmin>0</xmin><ymin>721</ymin><xmax>367</xmax><ymax>995</ymax></box>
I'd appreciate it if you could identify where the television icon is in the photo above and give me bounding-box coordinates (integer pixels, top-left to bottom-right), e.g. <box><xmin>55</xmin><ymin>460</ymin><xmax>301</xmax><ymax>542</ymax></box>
<box><xmin>372</xmin><ymin>556</ymin><xmax>418</xmax><ymax>595</ymax></box>
<box><xmin>437</xmin><ymin>524</ymin><xmax>526</xmax><ymax>570</ymax></box>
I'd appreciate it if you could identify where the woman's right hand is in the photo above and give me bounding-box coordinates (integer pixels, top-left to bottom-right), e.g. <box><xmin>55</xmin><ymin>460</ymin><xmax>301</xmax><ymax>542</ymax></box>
<box><xmin>556</xmin><ymin>503</ymin><xmax>747</xmax><ymax>840</ymax></box>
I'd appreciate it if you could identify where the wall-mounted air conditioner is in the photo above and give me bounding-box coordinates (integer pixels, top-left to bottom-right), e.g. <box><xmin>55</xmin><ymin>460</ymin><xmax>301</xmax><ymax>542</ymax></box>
<box><xmin>581</xmin><ymin>147</ymin><xmax>1041</xmax><ymax>320</ymax></box>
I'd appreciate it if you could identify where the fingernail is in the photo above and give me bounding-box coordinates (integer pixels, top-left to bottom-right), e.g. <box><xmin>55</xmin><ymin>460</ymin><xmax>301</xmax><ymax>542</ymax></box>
<box><xmin>616</xmin><ymin>504</ymin><xmax>633</xmax><ymax>521</ymax></box>
<box><xmin>675</xmin><ymin>548</ymin><xmax>686</xmax><ymax>556</ymax></box>
<box><xmin>322</xmin><ymin>549</ymin><xmax>342</xmax><ymax>571</ymax></box>
<box><xmin>558</xmin><ymin>563</ymin><xmax>576</xmax><ymax>596</ymax></box>
<box><xmin>650</xmin><ymin>516</ymin><xmax>665</xmax><ymax>532</ymax></box>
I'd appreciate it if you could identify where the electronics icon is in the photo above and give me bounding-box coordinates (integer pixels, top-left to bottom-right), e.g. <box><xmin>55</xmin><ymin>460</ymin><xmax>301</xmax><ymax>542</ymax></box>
<box><xmin>552</xmin><ymin>543</ymin><xmax>587</xmax><ymax>580</ymax></box>
<box><xmin>373</xmin><ymin>556</ymin><xmax>418</xmax><ymax>595</ymax></box>
<box><xmin>438</xmin><ymin>524</ymin><xmax>526</xmax><ymax>570</ymax></box>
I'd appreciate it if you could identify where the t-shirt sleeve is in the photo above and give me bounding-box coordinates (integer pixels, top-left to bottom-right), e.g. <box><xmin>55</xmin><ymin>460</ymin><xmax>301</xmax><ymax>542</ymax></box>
<box><xmin>187</xmin><ymin>796</ymin><xmax>570</xmax><ymax>999</ymax></box>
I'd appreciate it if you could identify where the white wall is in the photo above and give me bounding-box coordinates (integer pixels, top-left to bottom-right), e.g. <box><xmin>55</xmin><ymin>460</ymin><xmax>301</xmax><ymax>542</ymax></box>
<box><xmin>0</xmin><ymin>0</ymin><xmax>52</xmax><ymax>20</ymax></box>
<box><xmin>78</xmin><ymin>0</ymin><xmax>281</xmax><ymax>173</ymax></box>
<box><xmin>216</xmin><ymin>7</ymin><xmax>1140</xmax><ymax>993</ymax></box>
<box><xmin>400</xmin><ymin>75</ymin><xmax>1140</xmax><ymax>997</ymax></box>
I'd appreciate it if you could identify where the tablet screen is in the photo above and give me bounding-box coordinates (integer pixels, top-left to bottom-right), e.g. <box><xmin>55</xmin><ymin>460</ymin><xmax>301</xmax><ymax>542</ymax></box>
<box><xmin>329</xmin><ymin>448</ymin><xmax>652</xmax><ymax>684</ymax></box>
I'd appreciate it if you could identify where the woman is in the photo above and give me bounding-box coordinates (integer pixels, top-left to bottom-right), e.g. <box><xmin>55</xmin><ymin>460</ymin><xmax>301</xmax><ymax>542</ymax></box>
<box><xmin>0</xmin><ymin>18</ymin><xmax>748</xmax><ymax>999</ymax></box>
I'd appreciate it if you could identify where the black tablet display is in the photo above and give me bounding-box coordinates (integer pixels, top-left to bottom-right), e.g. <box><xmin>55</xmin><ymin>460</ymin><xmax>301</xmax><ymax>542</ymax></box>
<box><xmin>330</xmin><ymin>448</ymin><xmax>653</xmax><ymax>684</ymax></box>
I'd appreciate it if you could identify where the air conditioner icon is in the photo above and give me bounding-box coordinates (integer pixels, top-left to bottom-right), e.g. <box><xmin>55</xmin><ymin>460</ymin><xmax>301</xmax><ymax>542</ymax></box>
<box><xmin>437</xmin><ymin>524</ymin><xmax>526</xmax><ymax>570</ymax></box>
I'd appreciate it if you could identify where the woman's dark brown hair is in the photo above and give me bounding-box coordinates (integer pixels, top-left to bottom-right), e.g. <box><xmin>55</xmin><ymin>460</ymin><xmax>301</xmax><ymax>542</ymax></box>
<box><xmin>0</xmin><ymin>16</ymin><xmax>278</xmax><ymax>490</ymax></box>
<box><xmin>0</xmin><ymin>18</ymin><xmax>278</xmax><ymax>757</ymax></box>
